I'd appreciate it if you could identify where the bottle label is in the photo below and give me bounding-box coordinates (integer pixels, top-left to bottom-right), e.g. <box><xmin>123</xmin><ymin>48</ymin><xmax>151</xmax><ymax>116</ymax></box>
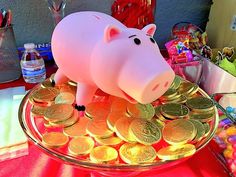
<box><xmin>22</xmin><ymin>66</ymin><xmax>46</xmax><ymax>77</ymax></box>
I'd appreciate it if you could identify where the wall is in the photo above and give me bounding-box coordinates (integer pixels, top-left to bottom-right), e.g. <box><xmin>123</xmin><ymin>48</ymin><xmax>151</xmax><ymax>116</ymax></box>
<box><xmin>0</xmin><ymin>0</ymin><xmax>212</xmax><ymax>48</ymax></box>
<box><xmin>206</xmin><ymin>0</ymin><xmax>236</xmax><ymax>48</ymax></box>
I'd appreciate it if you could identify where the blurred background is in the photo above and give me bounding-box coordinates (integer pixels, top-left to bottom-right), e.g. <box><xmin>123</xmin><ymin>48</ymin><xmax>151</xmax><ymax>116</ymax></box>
<box><xmin>0</xmin><ymin>0</ymin><xmax>212</xmax><ymax>48</ymax></box>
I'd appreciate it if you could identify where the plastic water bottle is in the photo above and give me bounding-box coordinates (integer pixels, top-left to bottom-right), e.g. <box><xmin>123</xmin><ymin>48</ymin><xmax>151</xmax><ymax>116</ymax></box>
<box><xmin>20</xmin><ymin>43</ymin><xmax>46</xmax><ymax>83</ymax></box>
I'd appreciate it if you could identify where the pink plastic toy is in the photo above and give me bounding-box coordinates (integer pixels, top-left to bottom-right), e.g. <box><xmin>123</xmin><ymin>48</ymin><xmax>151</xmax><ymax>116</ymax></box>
<box><xmin>51</xmin><ymin>11</ymin><xmax>175</xmax><ymax>108</ymax></box>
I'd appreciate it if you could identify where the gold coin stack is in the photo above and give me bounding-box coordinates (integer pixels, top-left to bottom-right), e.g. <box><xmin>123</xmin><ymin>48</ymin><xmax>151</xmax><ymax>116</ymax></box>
<box><xmin>155</xmin><ymin>77</ymin><xmax>215</xmax><ymax>160</ymax></box>
<box><xmin>29</xmin><ymin>87</ymin><xmax>59</xmax><ymax>107</ymax></box>
<box><xmin>28</xmin><ymin>74</ymin><xmax>216</xmax><ymax>165</ymax></box>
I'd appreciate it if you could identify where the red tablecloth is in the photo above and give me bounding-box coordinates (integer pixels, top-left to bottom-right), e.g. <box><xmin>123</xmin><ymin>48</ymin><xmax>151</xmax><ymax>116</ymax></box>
<box><xmin>0</xmin><ymin>142</ymin><xmax>231</xmax><ymax>177</ymax></box>
<box><xmin>0</xmin><ymin>64</ymin><xmax>231</xmax><ymax>177</ymax></box>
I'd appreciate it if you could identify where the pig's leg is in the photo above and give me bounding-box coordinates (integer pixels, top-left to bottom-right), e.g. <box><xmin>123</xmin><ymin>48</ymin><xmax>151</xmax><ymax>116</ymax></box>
<box><xmin>75</xmin><ymin>83</ymin><xmax>97</xmax><ymax>112</ymax></box>
<box><xmin>52</xmin><ymin>69</ymin><xmax>69</xmax><ymax>86</ymax></box>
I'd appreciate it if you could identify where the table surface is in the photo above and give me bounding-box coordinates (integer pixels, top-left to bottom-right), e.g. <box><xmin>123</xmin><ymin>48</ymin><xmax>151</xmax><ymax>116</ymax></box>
<box><xmin>0</xmin><ymin>141</ymin><xmax>231</xmax><ymax>177</ymax></box>
<box><xmin>0</xmin><ymin>63</ymin><xmax>232</xmax><ymax>177</ymax></box>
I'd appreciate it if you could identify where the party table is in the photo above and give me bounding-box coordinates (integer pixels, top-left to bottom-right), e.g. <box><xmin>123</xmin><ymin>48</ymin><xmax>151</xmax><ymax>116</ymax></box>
<box><xmin>0</xmin><ymin>63</ymin><xmax>232</xmax><ymax>177</ymax></box>
<box><xmin>0</xmin><ymin>141</ymin><xmax>231</xmax><ymax>177</ymax></box>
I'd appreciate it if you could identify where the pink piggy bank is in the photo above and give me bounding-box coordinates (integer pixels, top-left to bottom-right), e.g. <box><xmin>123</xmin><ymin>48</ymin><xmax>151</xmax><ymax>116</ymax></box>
<box><xmin>51</xmin><ymin>11</ymin><xmax>175</xmax><ymax>110</ymax></box>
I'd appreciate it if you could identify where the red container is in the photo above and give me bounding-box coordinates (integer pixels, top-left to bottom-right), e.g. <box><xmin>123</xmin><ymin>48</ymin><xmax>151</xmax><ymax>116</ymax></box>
<box><xmin>111</xmin><ymin>0</ymin><xmax>156</xmax><ymax>29</ymax></box>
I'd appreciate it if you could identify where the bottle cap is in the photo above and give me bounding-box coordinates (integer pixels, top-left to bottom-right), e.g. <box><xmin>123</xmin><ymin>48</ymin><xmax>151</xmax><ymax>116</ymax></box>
<box><xmin>24</xmin><ymin>43</ymin><xmax>35</xmax><ymax>50</ymax></box>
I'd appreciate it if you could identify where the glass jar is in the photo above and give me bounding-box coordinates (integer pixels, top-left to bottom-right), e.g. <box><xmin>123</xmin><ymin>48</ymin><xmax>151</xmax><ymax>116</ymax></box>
<box><xmin>211</xmin><ymin>92</ymin><xmax>236</xmax><ymax>176</ymax></box>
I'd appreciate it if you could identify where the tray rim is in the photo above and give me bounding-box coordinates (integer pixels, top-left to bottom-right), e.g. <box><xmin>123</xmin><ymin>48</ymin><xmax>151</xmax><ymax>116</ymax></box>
<box><xmin>18</xmin><ymin>84</ymin><xmax>219</xmax><ymax>172</ymax></box>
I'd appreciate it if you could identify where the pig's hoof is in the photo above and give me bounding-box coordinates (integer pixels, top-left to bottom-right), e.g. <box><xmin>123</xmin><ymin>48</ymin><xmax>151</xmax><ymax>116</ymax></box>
<box><xmin>75</xmin><ymin>104</ymin><xmax>86</xmax><ymax>111</ymax></box>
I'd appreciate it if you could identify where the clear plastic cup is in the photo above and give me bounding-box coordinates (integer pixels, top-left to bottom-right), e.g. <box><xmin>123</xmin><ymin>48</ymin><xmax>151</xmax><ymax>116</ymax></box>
<box><xmin>0</xmin><ymin>25</ymin><xmax>21</xmax><ymax>83</ymax></box>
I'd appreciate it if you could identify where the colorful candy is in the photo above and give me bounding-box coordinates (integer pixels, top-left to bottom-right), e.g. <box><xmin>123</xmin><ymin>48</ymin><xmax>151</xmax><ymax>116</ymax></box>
<box><xmin>223</xmin><ymin>149</ymin><xmax>233</xmax><ymax>159</ymax></box>
<box><xmin>219</xmin><ymin>118</ymin><xmax>233</xmax><ymax>127</ymax></box>
<box><xmin>226</xmin><ymin>107</ymin><xmax>234</xmax><ymax>113</ymax></box>
<box><xmin>171</xmin><ymin>22</ymin><xmax>208</xmax><ymax>50</ymax></box>
<box><xmin>214</xmin><ymin>105</ymin><xmax>236</xmax><ymax>174</ymax></box>
<box><xmin>226</xmin><ymin>127</ymin><xmax>236</xmax><ymax>136</ymax></box>
<box><xmin>165</xmin><ymin>39</ymin><xmax>193</xmax><ymax>64</ymax></box>
<box><xmin>226</xmin><ymin>106</ymin><xmax>236</xmax><ymax>119</ymax></box>
<box><xmin>228</xmin><ymin>135</ymin><xmax>236</xmax><ymax>144</ymax></box>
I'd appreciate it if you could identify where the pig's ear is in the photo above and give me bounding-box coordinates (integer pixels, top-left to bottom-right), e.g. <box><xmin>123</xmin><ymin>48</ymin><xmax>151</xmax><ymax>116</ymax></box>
<box><xmin>142</xmin><ymin>24</ymin><xmax>156</xmax><ymax>37</ymax></box>
<box><xmin>104</xmin><ymin>25</ymin><xmax>121</xmax><ymax>43</ymax></box>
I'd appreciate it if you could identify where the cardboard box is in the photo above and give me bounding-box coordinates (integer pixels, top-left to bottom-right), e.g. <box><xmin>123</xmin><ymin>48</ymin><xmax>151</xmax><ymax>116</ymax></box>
<box><xmin>199</xmin><ymin>57</ymin><xmax>236</xmax><ymax>95</ymax></box>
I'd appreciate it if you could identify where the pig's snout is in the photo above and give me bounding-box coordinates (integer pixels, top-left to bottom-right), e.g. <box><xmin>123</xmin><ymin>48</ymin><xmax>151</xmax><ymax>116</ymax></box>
<box><xmin>118</xmin><ymin>57</ymin><xmax>175</xmax><ymax>104</ymax></box>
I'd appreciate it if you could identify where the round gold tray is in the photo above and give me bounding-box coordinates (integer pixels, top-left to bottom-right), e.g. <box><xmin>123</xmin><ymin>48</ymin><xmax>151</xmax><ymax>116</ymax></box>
<box><xmin>18</xmin><ymin>84</ymin><xmax>219</xmax><ymax>174</ymax></box>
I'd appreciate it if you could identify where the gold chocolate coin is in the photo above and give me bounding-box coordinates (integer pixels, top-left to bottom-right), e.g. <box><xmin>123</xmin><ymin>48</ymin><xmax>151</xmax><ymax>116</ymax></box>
<box><xmin>49</xmin><ymin>73</ymin><xmax>55</xmax><ymax>83</ymax></box>
<box><xmin>161</xmin><ymin>88</ymin><xmax>178</xmax><ymax>99</ymax></box>
<box><xmin>170</xmin><ymin>75</ymin><xmax>182</xmax><ymax>90</ymax></box>
<box><xmin>110</xmin><ymin>97</ymin><xmax>128</xmax><ymax>113</ymax></box>
<box><xmin>161</xmin><ymin>103</ymin><xmax>189</xmax><ymax>119</ymax></box>
<box><xmin>174</xmin><ymin>94</ymin><xmax>187</xmax><ymax>104</ymax></box>
<box><xmin>185</xmin><ymin>84</ymin><xmax>199</xmax><ymax>97</ymax></box>
<box><xmin>44</xmin><ymin>104</ymin><xmax>74</xmax><ymax>122</ymax></box>
<box><xmin>178</xmin><ymin>82</ymin><xmax>194</xmax><ymax>95</ymax></box>
<box><xmin>55</xmin><ymin>92</ymin><xmax>75</xmax><ymax>104</ymax></box>
<box><xmin>58</xmin><ymin>84</ymin><xmax>76</xmax><ymax>95</ymax></box>
<box><xmin>107</xmin><ymin>113</ymin><xmax>128</xmax><ymax>131</ymax></box>
<box><xmin>49</xmin><ymin>110</ymin><xmax>79</xmax><ymax>128</ymax></box>
<box><xmin>130</xmin><ymin>119</ymin><xmax>161</xmax><ymax>145</ymax></box>
<box><xmin>162</xmin><ymin>119</ymin><xmax>196</xmax><ymax>145</ymax></box>
<box><xmin>161</xmin><ymin>95</ymin><xmax>187</xmax><ymax>104</ymax></box>
<box><xmin>186</xmin><ymin>97</ymin><xmax>214</xmax><ymax>112</ymax></box>
<box><xmin>114</xmin><ymin>117</ymin><xmax>136</xmax><ymax>143</ymax></box>
<box><xmin>203</xmin><ymin>123</ymin><xmax>211</xmax><ymax>137</ymax></box>
<box><xmin>85</xmin><ymin>112</ymin><xmax>93</xmax><ymax>119</ymax></box>
<box><xmin>189</xmin><ymin>119</ymin><xmax>205</xmax><ymax>142</ymax></box>
<box><xmin>119</xmin><ymin>143</ymin><xmax>156</xmax><ymax>164</ymax></box>
<box><xmin>95</xmin><ymin>136</ymin><xmax>123</xmax><ymax>146</ymax></box>
<box><xmin>85</xmin><ymin>102</ymin><xmax>111</xmax><ymax>118</ymax></box>
<box><xmin>29</xmin><ymin>93</ymin><xmax>51</xmax><ymax>107</ymax></box>
<box><xmin>151</xmin><ymin>118</ymin><xmax>165</xmax><ymax>130</ymax></box>
<box><xmin>189</xmin><ymin>111</ymin><xmax>214</xmax><ymax>122</ymax></box>
<box><xmin>90</xmin><ymin>146</ymin><xmax>118</xmax><ymax>163</ymax></box>
<box><xmin>155</xmin><ymin>106</ymin><xmax>166</xmax><ymax>121</ymax></box>
<box><xmin>87</xmin><ymin>118</ymin><xmax>114</xmax><ymax>138</ymax></box>
<box><xmin>68</xmin><ymin>80</ymin><xmax>77</xmax><ymax>87</ymax></box>
<box><xmin>41</xmin><ymin>79</ymin><xmax>54</xmax><ymax>88</ymax></box>
<box><xmin>63</xmin><ymin>116</ymin><xmax>90</xmax><ymax>137</ymax></box>
<box><xmin>68</xmin><ymin>136</ymin><xmax>94</xmax><ymax>155</ymax></box>
<box><xmin>32</xmin><ymin>87</ymin><xmax>59</xmax><ymax>102</ymax></box>
<box><xmin>31</xmin><ymin>105</ymin><xmax>47</xmax><ymax>117</ymax></box>
<box><xmin>157</xmin><ymin>144</ymin><xmax>196</xmax><ymax>160</ymax></box>
<box><xmin>161</xmin><ymin>93</ymin><xmax>182</xmax><ymax>102</ymax></box>
<box><xmin>127</xmin><ymin>103</ymin><xmax>155</xmax><ymax>120</ymax></box>
<box><xmin>44</xmin><ymin>120</ymin><xmax>53</xmax><ymax>128</ymax></box>
<box><xmin>42</xmin><ymin>132</ymin><xmax>69</xmax><ymax>148</ymax></box>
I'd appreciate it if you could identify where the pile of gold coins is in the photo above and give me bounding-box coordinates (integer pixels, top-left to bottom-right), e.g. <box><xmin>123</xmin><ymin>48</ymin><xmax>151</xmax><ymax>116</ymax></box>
<box><xmin>28</xmin><ymin>75</ymin><xmax>216</xmax><ymax>165</ymax></box>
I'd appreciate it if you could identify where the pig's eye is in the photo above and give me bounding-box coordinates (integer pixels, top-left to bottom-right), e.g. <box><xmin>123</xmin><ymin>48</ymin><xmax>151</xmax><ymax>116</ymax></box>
<box><xmin>134</xmin><ymin>38</ymin><xmax>141</xmax><ymax>45</ymax></box>
<box><xmin>150</xmin><ymin>37</ymin><xmax>156</xmax><ymax>44</ymax></box>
